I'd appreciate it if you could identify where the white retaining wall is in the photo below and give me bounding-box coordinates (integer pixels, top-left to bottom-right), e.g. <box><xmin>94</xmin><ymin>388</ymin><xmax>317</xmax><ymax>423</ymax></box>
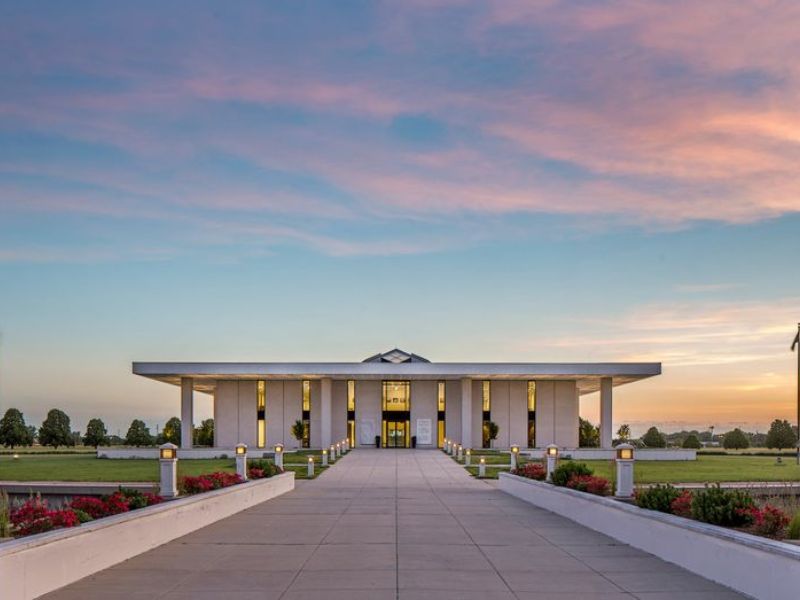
<box><xmin>96</xmin><ymin>447</ymin><xmax>284</xmax><ymax>459</ymax></box>
<box><xmin>499</xmin><ymin>473</ymin><xmax>800</xmax><ymax>600</ymax></box>
<box><xmin>0</xmin><ymin>472</ymin><xmax>294</xmax><ymax>600</ymax></box>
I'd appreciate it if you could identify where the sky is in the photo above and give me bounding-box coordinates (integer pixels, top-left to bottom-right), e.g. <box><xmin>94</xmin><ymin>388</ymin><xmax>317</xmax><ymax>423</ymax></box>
<box><xmin>0</xmin><ymin>1</ymin><xmax>799</xmax><ymax>438</ymax></box>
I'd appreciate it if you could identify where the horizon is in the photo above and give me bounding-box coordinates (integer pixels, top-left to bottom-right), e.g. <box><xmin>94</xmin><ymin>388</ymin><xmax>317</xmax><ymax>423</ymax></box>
<box><xmin>1</xmin><ymin>2</ymin><xmax>799</xmax><ymax>439</ymax></box>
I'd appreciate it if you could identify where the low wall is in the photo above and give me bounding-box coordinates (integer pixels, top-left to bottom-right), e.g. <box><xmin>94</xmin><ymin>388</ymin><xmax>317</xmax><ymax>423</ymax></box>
<box><xmin>499</xmin><ymin>473</ymin><xmax>800</xmax><ymax>600</ymax></box>
<box><xmin>0</xmin><ymin>472</ymin><xmax>294</xmax><ymax>600</ymax></box>
<box><xmin>97</xmin><ymin>447</ymin><xmax>282</xmax><ymax>459</ymax></box>
<box><xmin>523</xmin><ymin>448</ymin><xmax>697</xmax><ymax>461</ymax></box>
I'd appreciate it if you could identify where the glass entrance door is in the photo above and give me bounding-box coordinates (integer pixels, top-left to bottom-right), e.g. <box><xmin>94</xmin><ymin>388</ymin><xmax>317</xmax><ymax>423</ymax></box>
<box><xmin>382</xmin><ymin>381</ymin><xmax>411</xmax><ymax>448</ymax></box>
<box><xmin>385</xmin><ymin>420</ymin><xmax>408</xmax><ymax>448</ymax></box>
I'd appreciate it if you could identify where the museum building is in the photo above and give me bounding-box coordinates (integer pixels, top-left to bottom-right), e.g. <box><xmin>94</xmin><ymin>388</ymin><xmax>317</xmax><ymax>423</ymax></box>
<box><xmin>132</xmin><ymin>349</ymin><xmax>660</xmax><ymax>452</ymax></box>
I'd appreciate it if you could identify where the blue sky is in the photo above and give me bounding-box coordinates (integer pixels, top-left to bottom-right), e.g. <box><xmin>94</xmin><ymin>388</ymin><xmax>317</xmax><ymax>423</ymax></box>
<box><xmin>1</xmin><ymin>1</ymin><xmax>799</xmax><ymax>436</ymax></box>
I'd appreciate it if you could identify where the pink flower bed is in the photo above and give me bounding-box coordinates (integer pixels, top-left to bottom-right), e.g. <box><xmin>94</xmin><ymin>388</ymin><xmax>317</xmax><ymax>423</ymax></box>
<box><xmin>179</xmin><ymin>471</ymin><xmax>243</xmax><ymax>495</ymax></box>
<box><xmin>9</xmin><ymin>488</ymin><xmax>164</xmax><ymax>539</ymax></box>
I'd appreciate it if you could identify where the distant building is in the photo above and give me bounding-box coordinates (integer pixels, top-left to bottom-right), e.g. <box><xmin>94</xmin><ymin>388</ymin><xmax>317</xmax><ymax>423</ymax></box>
<box><xmin>133</xmin><ymin>348</ymin><xmax>660</xmax><ymax>451</ymax></box>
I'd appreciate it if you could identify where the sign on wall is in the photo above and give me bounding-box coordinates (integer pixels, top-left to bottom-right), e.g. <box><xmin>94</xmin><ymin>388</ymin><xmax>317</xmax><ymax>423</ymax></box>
<box><xmin>416</xmin><ymin>419</ymin><xmax>432</xmax><ymax>445</ymax></box>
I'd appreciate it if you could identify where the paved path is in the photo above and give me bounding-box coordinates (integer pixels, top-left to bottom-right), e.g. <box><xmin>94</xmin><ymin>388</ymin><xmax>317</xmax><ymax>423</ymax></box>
<box><xmin>43</xmin><ymin>450</ymin><xmax>745</xmax><ymax>600</ymax></box>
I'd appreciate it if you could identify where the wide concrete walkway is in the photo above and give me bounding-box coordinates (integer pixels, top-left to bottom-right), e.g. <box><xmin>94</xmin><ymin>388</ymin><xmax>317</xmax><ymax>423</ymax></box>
<box><xmin>43</xmin><ymin>450</ymin><xmax>745</xmax><ymax>599</ymax></box>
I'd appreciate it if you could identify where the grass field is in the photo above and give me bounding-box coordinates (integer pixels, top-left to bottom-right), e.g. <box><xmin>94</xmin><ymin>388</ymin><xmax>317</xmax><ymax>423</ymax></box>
<box><xmin>461</xmin><ymin>455</ymin><xmax>800</xmax><ymax>483</ymax></box>
<box><xmin>0</xmin><ymin>452</ymin><xmax>330</xmax><ymax>482</ymax></box>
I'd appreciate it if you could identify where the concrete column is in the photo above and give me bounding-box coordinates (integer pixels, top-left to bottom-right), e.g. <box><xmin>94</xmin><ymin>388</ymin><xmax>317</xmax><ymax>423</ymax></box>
<box><xmin>600</xmin><ymin>377</ymin><xmax>613</xmax><ymax>449</ymax></box>
<box><xmin>320</xmin><ymin>377</ymin><xmax>332</xmax><ymax>450</ymax></box>
<box><xmin>181</xmin><ymin>377</ymin><xmax>194</xmax><ymax>449</ymax></box>
<box><xmin>461</xmin><ymin>378</ymin><xmax>472</xmax><ymax>449</ymax></box>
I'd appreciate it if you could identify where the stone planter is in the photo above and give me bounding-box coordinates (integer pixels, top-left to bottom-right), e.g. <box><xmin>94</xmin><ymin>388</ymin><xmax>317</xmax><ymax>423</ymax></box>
<box><xmin>499</xmin><ymin>472</ymin><xmax>800</xmax><ymax>600</ymax></box>
<box><xmin>0</xmin><ymin>472</ymin><xmax>294</xmax><ymax>600</ymax></box>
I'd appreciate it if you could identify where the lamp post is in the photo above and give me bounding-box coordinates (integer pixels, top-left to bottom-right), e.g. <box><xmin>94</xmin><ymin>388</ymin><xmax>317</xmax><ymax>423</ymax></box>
<box><xmin>274</xmin><ymin>443</ymin><xmax>284</xmax><ymax>470</ymax></box>
<box><xmin>322</xmin><ymin>448</ymin><xmax>329</xmax><ymax>467</ymax></box>
<box><xmin>330</xmin><ymin>444</ymin><xmax>336</xmax><ymax>463</ymax></box>
<box><xmin>235</xmin><ymin>443</ymin><xmax>248</xmax><ymax>481</ymax></box>
<box><xmin>159</xmin><ymin>443</ymin><xmax>178</xmax><ymax>498</ymax></box>
<box><xmin>792</xmin><ymin>323</ymin><xmax>800</xmax><ymax>465</ymax></box>
<box><xmin>615</xmin><ymin>443</ymin><xmax>635</xmax><ymax>497</ymax></box>
<box><xmin>457</xmin><ymin>444</ymin><xmax>463</xmax><ymax>461</ymax></box>
<box><xmin>335</xmin><ymin>442</ymin><xmax>341</xmax><ymax>459</ymax></box>
<box><xmin>307</xmin><ymin>456</ymin><xmax>315</xmax><ymax>477</ymax></box>
<box><xmin>545</xmin><ymin>444</ymin><xmax>559</xmax><ymax>482</ymax></box>
<box><xmin>442</xmin><ymin>438</ymin><xmax>448</xmax><ymax>452</ymax></box>
<box><xmin>510</xmin><ymin>444</ymin><xmax>520</xmax><ymax>470</ymax></box>
<box><xmin>478</xmin><ymin>456</ymin><xmax>486</xmax><ymax>478</ymax></box>
<box><xmin>465</xmin><ymin>448</ymin><xmax>471</xmax><ymax>466</ymax></box>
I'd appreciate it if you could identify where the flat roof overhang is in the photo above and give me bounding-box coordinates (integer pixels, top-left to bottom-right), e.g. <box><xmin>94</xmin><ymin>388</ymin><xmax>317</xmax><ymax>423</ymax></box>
<box><xmin>132</xmin><ymin>361</ymin><xmax>661</xmax><ymax>395</ymax></box>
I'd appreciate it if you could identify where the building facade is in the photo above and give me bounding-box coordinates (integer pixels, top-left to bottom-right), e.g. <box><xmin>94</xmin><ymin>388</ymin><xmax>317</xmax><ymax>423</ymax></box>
<box><xmin>133</xmin><ymin>349</ymin><xmax>660</xmax><ymax>451</ymax></box>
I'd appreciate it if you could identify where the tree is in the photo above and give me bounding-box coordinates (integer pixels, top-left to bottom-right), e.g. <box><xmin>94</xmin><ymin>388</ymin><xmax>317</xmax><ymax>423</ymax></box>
<box><xmin>194</xmin><ymin>418</ymin><xmax>214</xmax><ymax>446</ymax></box>
<box><xmin>162</xmin><ymin>417</ymin><xmax>181</xmax><ymax>445</ymax></box>
<box><xmin>125</xmin><ymin>419</ymin><xmax>153</xmax><ymax>447</ymax></box>
<box><xmin>484</xmin><ymin>421</ymin><xmax>499</xmax><ymax>448</ymax></box>
<box><xmin>641</xmin><ymin>426</ymin><xmax>666</xmax><ymax>448</ymax></box>
<box><xmin>722</xmin><ymin>428</ymin><xmax>750</xmax><ymax>450</ymax></box>
<box><xmin>579</xmin><ymin>418</ymin><xmax>600</xmax><ymax>447</ymax></box>
<box><xmin>682</xmin><ymin>434</ymin><xmax>702</xmax><ymax>449</ymax></box>
<box><xmin>616</xmin><ymin>424</ymin><xmax>631</xmax><ymax>442</ymax></box>
<box><xmin>25</xmin><ymin>425</ymin><xmax>37</xmax><ymax>446</ymax></box>
<box><xmin>291</xmin><ymin>419</ymin><xmax>305</xmax><ymax>444</ymax></box>
<box><xmin>765</xmin><ymin>419</ymin><xmax>797</xmax><ymax>451</ymax></box>
<box><xmin>0</xmin><ymin>408</ymin><xmax>31</xmax><ymax>448</ymax></box>
<box><xmin>83</xmin><ymin>418</ymin><xmax>108</xmax><ymax>448</ymax></box>
<box><xmin>39</xmin><ymin>409</ymin><xmax>74</xmax><ymax>448</ymax></box>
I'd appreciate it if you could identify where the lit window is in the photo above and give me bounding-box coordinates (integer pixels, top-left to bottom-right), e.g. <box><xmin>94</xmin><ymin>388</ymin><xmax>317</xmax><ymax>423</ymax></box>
<box><xmin>302</xmin><ymin>380</ymin><xmax>311</xmax><ymax>448</ymax></box>
<box><xmin>347</xmin><ymin>380</ymin><xmax>356</xmax><ymax>447</ymax></box>
<box><xmin>437</xmin><ymin>381</ymin><xmax>446</xmax><ymax>448</ymax></box>
<box><xmin>257</xmin><ymin>380</ymin><xmax>266</xmax><ymax>448</ymax></box>
<box><xmin>527</xmin><ymin>381</ymin><xmax>536</xmax><ymax>448</ymax></box>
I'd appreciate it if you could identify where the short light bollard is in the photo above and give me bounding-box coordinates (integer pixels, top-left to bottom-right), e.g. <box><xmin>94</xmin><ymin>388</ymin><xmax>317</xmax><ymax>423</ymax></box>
<box><xmin>274</xmin><ymin>443</ymin><xmax>284</xmax><ymax>470</ymax></box>
<box><xmin>343</xmin><ymin>439</ymin><xmax>349</xmax><ymax>453</ymax></box>
<box><xmin>322</xmin><ymin>449</ymin><xmax>329</xmax><ymax>466</ymax></box>
<box><xmin>450</xmin><ymin>441</ymin><xmax>456</xmax><ymax>456</ymax></box>
<box><xmin>159</xmin><ymin>443</ymin><xmax>178</xmax><ymax>498</ymax></box>
<box><xmin>478</xmin><ymin>456</ymin><xmax>486</xmax><ymax>478</ymax></box>
<box><xmin>443</xmin><ymin>438</ymin><xmax>449</xmax><ymax>452</ymax></box>
<box><xmin>615</xmin><ymin>443</ymin><xmax>635</xmax><ymax>497</ymax></box>
<box><xmin>457</xmin><ymin>445</ymin><xmax>463</xmax><ymax>461</ymax></box>
<box><xmin>307</xmin><ymin>456</ymin><xmax>315</xmax><ymax>477</ymax></box>
<box><xmin>465</xmin><ymin>448</ymin><xmax>471</xmax><ymax>466</ymax></box>
<box><xmin>545</xmin><ymin>444</ymin><xmax>559</xmax><ymax>482</ymax></box>
<box><xmin>235</xmin><ymin>443</ymin><xmax>248</xmax><ymax>481</ymax></box>
<box><xmin>330</xmin><ymin>444</ymin><xmax>337</xmax><ymax>462</ymax></box>
<box><xmin>510</xmin><ymin>444</ymin><xmax>520</xmax><ymax>469</ymax></box>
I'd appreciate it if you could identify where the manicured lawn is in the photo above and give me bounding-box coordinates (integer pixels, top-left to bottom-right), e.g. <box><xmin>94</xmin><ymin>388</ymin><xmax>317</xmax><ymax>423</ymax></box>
<box><xmin>587</xmin><ymin>455</ymin><xmax>800</xmax><ymax>484</ymax></box>
<box><xmin>462</xmin><ymin>455</ymin><xmax>800</xmax><ymax>482</ymax></box>
<box><xmin>0</xmin><ymin>452</ymin><xmax>333</xmax><ymax>482</ymax></box>
<box><xmin>0</xmin><ymin>455</ymin><xmax>235</xmax><ymax>482</ymax></box>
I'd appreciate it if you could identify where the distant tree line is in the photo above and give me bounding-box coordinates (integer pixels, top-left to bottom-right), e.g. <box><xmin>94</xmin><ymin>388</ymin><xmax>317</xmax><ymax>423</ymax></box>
<box><xmin>0</xmin><ymin>408</ymin><xmax>215</xmax><ymax>449</ymax></box>
<box><xmin>577</xmin><ymin>417</ymin><xmax>798</xmax><ymax>451</ymax></box>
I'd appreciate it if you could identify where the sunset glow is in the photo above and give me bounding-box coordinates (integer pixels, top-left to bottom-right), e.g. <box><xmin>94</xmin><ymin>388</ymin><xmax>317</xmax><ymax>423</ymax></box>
<box><xmin>1</xmin><ymin>1</ymin><xmax>798</xmax><ymax>435</ymax></box>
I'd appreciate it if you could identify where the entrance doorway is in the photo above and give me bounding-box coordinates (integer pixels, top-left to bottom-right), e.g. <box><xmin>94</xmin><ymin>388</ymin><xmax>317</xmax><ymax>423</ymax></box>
<box><xmin>382</xmin><ymin>381</ymin><xmax>410</xmax><ymax>448</ymax></box>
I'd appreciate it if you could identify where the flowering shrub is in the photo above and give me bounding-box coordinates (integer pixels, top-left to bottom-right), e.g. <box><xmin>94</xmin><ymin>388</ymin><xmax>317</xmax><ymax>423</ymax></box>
<box><xmin>566</xmin><ymin>474</ymin><xmax>611</xmax><ymax>496</ymax></box>
<box><xmin>670</xmin><ymin>490</ymin><xmax>693</xmax><ymax>518</ymax></box>
<box><xmin>738</xmin><ymin>504</ymin><xmax>790</xmax><ymax>538</ymax></box>
<box><xmin>248</xmin><ymin>459</ymin><xmax>282</xmax><ymax>478</ymax></box>
<box><xmin>180</xmin><ymin>471</ymin><xmax>243</xmax><ymax>495</ymax></box>
<box><xmin>143</xmin><ymin>492</ymin><xmax>163</xmax><ymax>506</ymax></box>
<box><xmin>249</xmin><ymin>467</ymin><xmax>265</xmax><ymax>479</ymax></box>
<box><xmin>10</xmin><ymin>497</ymin><xmax>79</xmax><ymax>536</ymax></box>
<box><xmin>102</xmin><ymin>492</ymin><xmax>131</xmax><ymax>516</ymax></box>
<box><xmin>512</xmin><ymin>463</ymin><xmax>546</xmax><ymax>481</ymax></box>
<box><xmin>69</xmin><ymin>496</ymin><xmax>107</xmax><ymax>519</ymax></box>
<box><xmin>551</xmin><ymin>461</ymin><xmax>593</xmax><ymax>487</ymax></box>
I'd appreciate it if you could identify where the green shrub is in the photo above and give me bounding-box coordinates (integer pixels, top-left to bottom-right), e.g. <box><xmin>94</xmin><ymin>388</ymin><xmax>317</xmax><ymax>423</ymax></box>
<box><xmin>787</xmin><ymin>513</ymin><xmax>800</xmax><ymax>540</ymax></box>
<box><xmin>248</xmin><ymin>459</ymin><xmax>280</xmax><ymax>477</ymax></box>
<box><xmin>0</xmin><ymin>490</ymin><xmax>9</xmax><ymax>537</ymax></box>
<box><xmin>551</xmin><ymin>461</ymin><xmax>593</xmax><ymax>487</ymax></box>
<box><xmin>635</xmin><ymin>484</ymin><xmax>682</xmax><ymax>513</ymax></box>
<box><xmin>691</xmin><ymin>484</ymin><xmax>755</xmax><ymax>526</ymax></box>
<box><xmin>72</xmin><ymin>509</ymin><xmax>94</xmax><ymax>523</ymax></box>
<box><xmin>118</xmin><ymin>487</ymin><xmax>148</xmax><ymax>509</ymax></box>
